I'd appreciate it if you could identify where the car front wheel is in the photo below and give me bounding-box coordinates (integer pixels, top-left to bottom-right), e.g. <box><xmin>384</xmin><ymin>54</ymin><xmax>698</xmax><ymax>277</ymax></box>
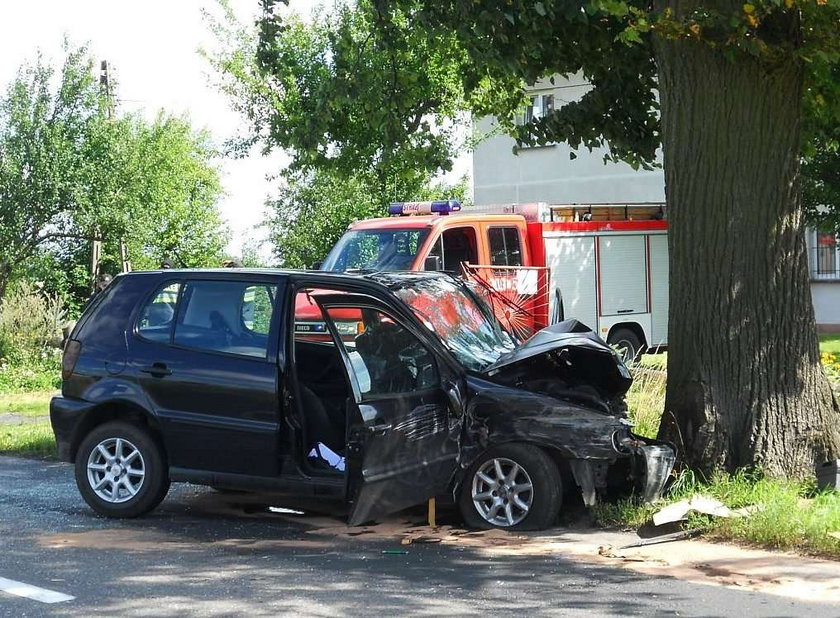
<box><xmin>458</xmin><ymin>443</ymin><xmax>562</xmax><ymax>531</ymax></box>
<box><xmin>74</xmin><ymin>421</ymin><xmax>170</xmax><ymax>518</ymax></box>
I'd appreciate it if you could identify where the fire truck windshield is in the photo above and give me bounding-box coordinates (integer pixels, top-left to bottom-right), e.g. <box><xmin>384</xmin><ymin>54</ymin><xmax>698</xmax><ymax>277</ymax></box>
<box><xmin>321</xmin><ymin>229</ymin><xmax>430</xmax><ymax>272</ymax></box>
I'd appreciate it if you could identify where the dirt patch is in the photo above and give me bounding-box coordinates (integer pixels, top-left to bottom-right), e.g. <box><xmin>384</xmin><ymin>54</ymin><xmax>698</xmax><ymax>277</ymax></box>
<box><xmin>37</xmin><ymin>497</ymin><xmax>840</xmax><ymax>604</ymax></box>
<box><xmin>0</xmin><ymin>413</ymin><xmax>48</xmax><ymax>425</ymax></box>
<box><xmin>39</xmin><ymin>528</ymin><xmax>333</xmax><ymax>554</ymax></box>
<box><xmin>277</xmin><ymin>513</ymin><xmax>840</xmax><ymax>604</ymax></box>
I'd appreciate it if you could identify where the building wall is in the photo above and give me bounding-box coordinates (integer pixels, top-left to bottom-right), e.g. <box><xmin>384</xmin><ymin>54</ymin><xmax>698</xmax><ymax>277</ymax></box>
<box><xmin>811</xmin><ymin>283</ymin><xmax>840</xmax><ymax>332</ymax></box>
<box><xmin>472</xmin><ymin>75</ymin><xmax>840</xmax><ymax>328</ymax></box>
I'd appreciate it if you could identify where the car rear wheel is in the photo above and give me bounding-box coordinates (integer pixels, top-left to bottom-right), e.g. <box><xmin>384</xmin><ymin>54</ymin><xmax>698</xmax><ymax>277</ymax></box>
<box><xmin>74</xmin><ymin>421</ymin><xmax>170</xmax><ymax>518</ymax></box>
<box><xmin>458</xmin><ymin>443</ymin><xmax>562</xmax><ymax>531</ymax></box>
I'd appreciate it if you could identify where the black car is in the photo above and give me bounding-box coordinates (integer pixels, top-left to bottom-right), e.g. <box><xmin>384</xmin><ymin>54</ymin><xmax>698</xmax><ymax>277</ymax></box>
<box><xmin>51</xmin><ymin>269</ymin><xmax>674</xmax><ymax>530</ymax></box>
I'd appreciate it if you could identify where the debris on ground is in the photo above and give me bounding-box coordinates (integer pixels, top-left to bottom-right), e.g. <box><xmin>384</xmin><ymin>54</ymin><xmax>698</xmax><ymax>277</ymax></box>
<box><xmin>652</xmin><ymin>495</ymin><xmax>757</xmax><ymax>526</ymax></box>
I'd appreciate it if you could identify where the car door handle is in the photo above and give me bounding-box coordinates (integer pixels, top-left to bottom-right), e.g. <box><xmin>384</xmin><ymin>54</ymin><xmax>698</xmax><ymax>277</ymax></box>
<box><xmin>368</xmin><ymin>423</ymin><xmax>392</xmax><ymax>434</ymax></box>
<box><xmin>140</xmin><ymin>363</ymin><xmax>172</xmax><ymax>377</ymax></box>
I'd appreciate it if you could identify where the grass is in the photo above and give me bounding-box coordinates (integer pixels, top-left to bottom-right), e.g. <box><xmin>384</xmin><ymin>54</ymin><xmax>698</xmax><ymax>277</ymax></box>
<box><xmin>0</xmin><ymin>390</ymin><xmax>56</xmax><ymax>458</ymax></box>
<box><xmin>0</xmin><ymin>420</ymin><xmax>56</xmax><ymax>458</ymax></box>
<box><xmin>594</xmin><ymin>470</ymin><xmax>840</xmax><ymax>559</ymax></box>
<box><xmin>617</xmin><ymin>347</ymin><xmax>840</xmax><ymax>559</ymax></box>
<box><xmin>0</xmin><ymin>390</ymin><xmax>53</xmax><ymax>417</ymax></box>
<box><xmin>820</xmin><ymin>334</ymin><xmax>840</xmax><ymax>355</ymax></box>
<box><xmin>625</xmin><ymin>365</ymin><xmax>666</xmax><ymax>438</ymax></box>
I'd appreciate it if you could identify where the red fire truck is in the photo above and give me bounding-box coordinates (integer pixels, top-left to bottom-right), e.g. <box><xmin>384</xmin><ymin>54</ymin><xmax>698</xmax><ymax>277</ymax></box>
<box><xmin>302</xmin><ymin>200</ymin><xmax>669</xmax><ymax>360</ymax></box>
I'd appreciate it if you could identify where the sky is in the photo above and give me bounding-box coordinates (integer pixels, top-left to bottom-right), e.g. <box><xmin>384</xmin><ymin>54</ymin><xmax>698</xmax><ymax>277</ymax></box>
<box><xmin>0</xmin><ymin>0</ymin><xmax>320</xmax><ymax>258</ymax></box>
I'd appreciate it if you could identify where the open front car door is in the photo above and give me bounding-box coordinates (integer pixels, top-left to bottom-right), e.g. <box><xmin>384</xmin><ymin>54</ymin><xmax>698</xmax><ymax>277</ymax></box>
<box><xmin>315</xmin><ymin>294</ymin><xmax>464</xmax><ymax>526</ymax></box>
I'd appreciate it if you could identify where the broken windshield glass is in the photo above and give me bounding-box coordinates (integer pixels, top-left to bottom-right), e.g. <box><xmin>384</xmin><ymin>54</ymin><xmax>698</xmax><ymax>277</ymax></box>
<box><xmin>393</xmin><ymin>277</ymin><xmax>516</xmax><ymax>372</ymax></box>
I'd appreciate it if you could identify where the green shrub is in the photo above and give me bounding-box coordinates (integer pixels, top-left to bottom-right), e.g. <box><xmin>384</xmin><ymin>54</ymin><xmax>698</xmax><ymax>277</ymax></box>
<box><xmin>0</xmin><ymin>282</ymin><xmax>67</xmax><ymax>364</ymax></box>
<box><xmin>0</xmin><ymin>282</ymin><xmax>65</xmax><ymax>393</ymax></box>
<box><xmin>0</xmin><ymin>356</ymin><xmax>61</xmax><ymax>393</ymax></box>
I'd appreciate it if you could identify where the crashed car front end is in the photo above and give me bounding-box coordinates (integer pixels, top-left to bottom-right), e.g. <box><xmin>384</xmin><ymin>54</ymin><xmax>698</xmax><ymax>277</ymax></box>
<box><xmin>477</xmin><ymin>319</ymin><xmax>676</xmax><ymax>505</ymax></box>
<box><xmin>380</xmin><ymin>273</ymin><xmax>675</xmax><ymax>511</ymax></box>
<box><xmin>460</xmin><ymin>376</ymin><xmax>675</xmax><ymax>507</ymax></box>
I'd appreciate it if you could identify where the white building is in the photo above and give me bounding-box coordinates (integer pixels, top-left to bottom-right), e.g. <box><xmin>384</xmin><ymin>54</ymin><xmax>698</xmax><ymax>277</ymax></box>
<box><xmin>472</xmin><ymin>76</ymin><xmax>840</xmax><ymax>332</ymax></box>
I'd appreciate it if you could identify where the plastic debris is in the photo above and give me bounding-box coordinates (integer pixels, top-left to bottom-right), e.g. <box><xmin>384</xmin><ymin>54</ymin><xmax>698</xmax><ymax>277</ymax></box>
<box><xmin>308</xmin><ymin>442</ymin><xmax>345</xmax><ymax>472</ymax></box>
<box><xmin>382</xmin><ymin>549</ymin><xmax>409</xmax><ymax>555</ymax></box>
<box><xmin>268</xmin><ymin>507</ymin><xmax>305</xmax><ymax>515</ymax></box>
<box><xmin>652</xmin><ymin>495</ymin><xmax>755</xmax><ymax>527</ymax></box>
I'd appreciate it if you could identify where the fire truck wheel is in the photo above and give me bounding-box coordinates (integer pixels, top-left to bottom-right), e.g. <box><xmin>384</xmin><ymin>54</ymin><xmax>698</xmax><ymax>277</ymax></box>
<box><xmin>608</xmin><ymin>328</ymin><xmax>645</xmax><ymax>363</ymax></box>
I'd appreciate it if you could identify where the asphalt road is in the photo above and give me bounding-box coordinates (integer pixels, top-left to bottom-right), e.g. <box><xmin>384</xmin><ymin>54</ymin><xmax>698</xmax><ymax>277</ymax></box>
<box><xmin>0</xmin><ymin>455</ymin><xmax>834</xmax><ymax>617</ymax></box>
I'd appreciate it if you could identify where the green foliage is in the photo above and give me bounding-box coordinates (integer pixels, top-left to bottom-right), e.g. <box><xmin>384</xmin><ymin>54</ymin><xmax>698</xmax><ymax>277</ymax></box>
<box><xmin>208</xmin><ymin>0</ymin><xmax>472</xmax><ymax>205</ymax></box>
<box><xmin>0</xmin><ymin>282</ymin><xmax>63</xmax><ymax>393</ymax></box>
<box><xmin>0</xmin><ymin>43</ymin><xmax>229</xmax><ymax>309</ymax></box>
<box><xmin>0</xmin><ymin>360</ymin><xmax>60</xmax><ymax>394</ymax></box>
<box><xmin>373</xmin><ymin>0</ymin><xmax>839</xmax><ymax>170</ymax></box>
<box><xmin>625</xmin><ymin>364</ymin><xmax>666</xmax><ymax>438</ymax></box>
<box><xmin>803</xmin><ymin>139</ymin><xmax>840</xmax><ymax>232</ymax></box>
<box><xmin>0</xmin><ymin>282</ymin><xmax>65</xmax><ymax>365</ymax></box>
<box><xmin>594</xmin><ymin>469</ymin><xmax>840</xmax><ymax>559</ymax></box>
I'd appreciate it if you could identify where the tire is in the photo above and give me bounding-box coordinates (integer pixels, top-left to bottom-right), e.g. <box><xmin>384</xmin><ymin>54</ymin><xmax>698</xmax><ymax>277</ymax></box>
<box><xmin>458</xmin><ymin>443</ymin><xmax>562</xmax><ymax>531</ymax></box>
<box><xmin>74</xmin><ymin>421</ymin><xmax>170</xmax><ymax>518</ymax></box>
<box><xmin>607</xmin><ymin>327</ymin><xmax>646</xmax><ymax>363</ymax></box>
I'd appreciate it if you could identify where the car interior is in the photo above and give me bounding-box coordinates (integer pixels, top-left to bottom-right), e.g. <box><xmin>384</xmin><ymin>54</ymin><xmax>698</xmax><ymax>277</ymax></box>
<box><xmin>292</xmin><ymin>288</ymin><xmax>440</xmax><ymax>474</ymax></box>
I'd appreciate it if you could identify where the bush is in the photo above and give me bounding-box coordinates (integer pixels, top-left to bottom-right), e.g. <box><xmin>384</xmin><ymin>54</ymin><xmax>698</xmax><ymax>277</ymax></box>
<box><xmin>0</xmin><ymin>282</ymin><xmax>66</xmax><ymax>364</ymax></box>
<box><xmin>0</xmin><ymin>282</ymin><xmax>65</xmax><ymax>392</ymax></box>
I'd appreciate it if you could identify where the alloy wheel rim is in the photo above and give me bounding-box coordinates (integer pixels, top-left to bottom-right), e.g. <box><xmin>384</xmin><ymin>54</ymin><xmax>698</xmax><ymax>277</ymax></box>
<box><xmin>86</xmin><ymin>437</ymin><xmax>145</xmax><ymax>503</ymax></box>
<box><xmin>471</xmin><ymin>457</ymin><xmax>534</xmax><ymax>527</ymax></box>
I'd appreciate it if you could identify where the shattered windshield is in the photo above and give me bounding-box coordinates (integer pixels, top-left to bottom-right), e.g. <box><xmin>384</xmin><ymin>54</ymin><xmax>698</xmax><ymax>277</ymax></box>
<box><xmin>322</xmin><ymin>228</ymin><xmax>430</xmax><ymax>272</ymax></box>
<box><xmin>393</xmin><ymin>277</ymin><xmax>516</xmax><ymax>372</ymax></box>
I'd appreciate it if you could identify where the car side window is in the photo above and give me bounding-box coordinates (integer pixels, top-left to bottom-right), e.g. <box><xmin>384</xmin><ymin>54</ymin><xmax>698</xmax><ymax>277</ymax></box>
<box><xmin>137</xmin><ymin>282</ymin><xmax>181</xmax><ymax>342</ymax></box>
<box><xmin>488</xmin><ymin>227</ymin><xmax>523</xmax><ymax>266</ymax></box>
<box><xmin>173</xmin><ymin>280</ymin><xmax>276</xmax><ymax>359</ymax></box>
<box><xmin>323</xmin><ymin>305</ymin><xmax>439</xmax><ymax>397</ymax></box>
<box><xmin>241</xmin><ymin>285</ymin><xmax>274</xmax><ymax>335</ymax></box>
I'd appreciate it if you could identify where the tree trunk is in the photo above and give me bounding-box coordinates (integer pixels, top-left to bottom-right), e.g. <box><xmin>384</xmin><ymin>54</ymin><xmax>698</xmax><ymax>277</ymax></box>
<box><xmin>655</xmin><ymin>32</ymin><xmax>840</xmax><ymax>476</ymax></box>
<box><xmin>0</xmin><ymin>262</ymin><xmax>10</xmax><ymax>304</ymax></box>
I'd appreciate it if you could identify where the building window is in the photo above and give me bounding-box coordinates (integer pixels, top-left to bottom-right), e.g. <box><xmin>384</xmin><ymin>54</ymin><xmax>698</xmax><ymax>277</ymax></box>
<box><xmin>522</xmin><ymin>93</ymin><xmax>554</xmax><ymax>126</ymax></box>
<box><xmin>812</xmin><ymin>231</ymin><xmax>839</xmax><ymax>280</ymax></box>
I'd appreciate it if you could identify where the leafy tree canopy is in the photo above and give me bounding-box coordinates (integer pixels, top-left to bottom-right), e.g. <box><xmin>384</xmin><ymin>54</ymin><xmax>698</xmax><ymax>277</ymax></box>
<box><xmin>0</xmin><ymin>42</ymin><xmax>229</xmax><ymax>307</ymax></box>
<box><xmin>207</xmin><ymin>0</ymin><xmax>478</xmax><ymax>204</ymax></box>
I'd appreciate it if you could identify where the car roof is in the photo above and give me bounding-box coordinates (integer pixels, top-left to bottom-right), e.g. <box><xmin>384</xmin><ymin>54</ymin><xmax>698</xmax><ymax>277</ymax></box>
<box><xmin>116</xmin><ymin>268</ymin><xmax>452</xmax><ymax>288</ymax></box>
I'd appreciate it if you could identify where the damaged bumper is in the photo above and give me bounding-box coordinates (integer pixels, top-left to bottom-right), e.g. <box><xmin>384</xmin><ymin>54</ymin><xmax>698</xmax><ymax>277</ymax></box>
<box><xmin>569</xmin><ymin>434</ymin><xmax>676</xmax><ymax>506</ymax></box>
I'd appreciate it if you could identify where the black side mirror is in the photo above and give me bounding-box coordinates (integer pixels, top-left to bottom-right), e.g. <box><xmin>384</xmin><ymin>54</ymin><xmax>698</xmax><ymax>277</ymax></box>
<box><xmin>424</xmin><ymin>255</ymin><xmax>442</xmax><ymax>271</ymax></box>
<box><xmin>310</xmin><ymin>260</ymin><xmax>323</xmax><ymax>270</ymax></box>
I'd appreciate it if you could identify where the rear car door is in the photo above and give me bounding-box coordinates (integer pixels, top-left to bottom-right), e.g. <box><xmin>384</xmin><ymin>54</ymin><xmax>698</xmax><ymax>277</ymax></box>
<box><xmin>315</xmin><ymin>294</ymin><xmax>464</xmax><ymax>525</ymax></box>
<box><xmin>128</xmin><ymin>275</ymin><xmax>282</xmax><ymax>476</ymax></box>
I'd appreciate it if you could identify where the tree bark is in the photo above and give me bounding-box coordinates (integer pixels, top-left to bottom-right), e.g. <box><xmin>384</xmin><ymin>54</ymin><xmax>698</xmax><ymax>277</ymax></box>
<box><xmin>655</xmin><ymin>29</ymin><xmax>840</xmax><ymax>476</ymax></box>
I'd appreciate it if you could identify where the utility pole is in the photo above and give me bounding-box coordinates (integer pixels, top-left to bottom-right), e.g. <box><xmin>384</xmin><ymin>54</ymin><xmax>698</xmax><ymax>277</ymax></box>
<box><xmin>99</xmin><ymin>60</ymin><xmax>114</xmax><ymax>120</ymax></box>
<box><xmin>93</xmin><ymin>60</ymin><xmax>131</xmax><ymax>280</ymax></box>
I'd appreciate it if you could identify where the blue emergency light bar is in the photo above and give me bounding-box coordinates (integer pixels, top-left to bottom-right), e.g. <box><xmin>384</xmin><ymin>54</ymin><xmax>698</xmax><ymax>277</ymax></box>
<box><xmin>388</xmin><ymin>200</ymin><xmax>462</xmax><ymax>216</ymax></box>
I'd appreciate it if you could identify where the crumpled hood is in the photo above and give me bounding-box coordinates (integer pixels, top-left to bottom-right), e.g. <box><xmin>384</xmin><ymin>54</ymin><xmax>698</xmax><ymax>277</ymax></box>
<box><xmin>482</xmin><ymin>319</ymin><xmax>633</xmax><ymax>402</ymax></box>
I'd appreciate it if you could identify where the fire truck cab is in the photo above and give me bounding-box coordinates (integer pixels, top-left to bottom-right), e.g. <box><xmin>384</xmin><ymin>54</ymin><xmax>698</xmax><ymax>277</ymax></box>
<box><xmin>317</xmin><ymin>201</ymin><xmax>669</xmax><ymax>360</ymax></box>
